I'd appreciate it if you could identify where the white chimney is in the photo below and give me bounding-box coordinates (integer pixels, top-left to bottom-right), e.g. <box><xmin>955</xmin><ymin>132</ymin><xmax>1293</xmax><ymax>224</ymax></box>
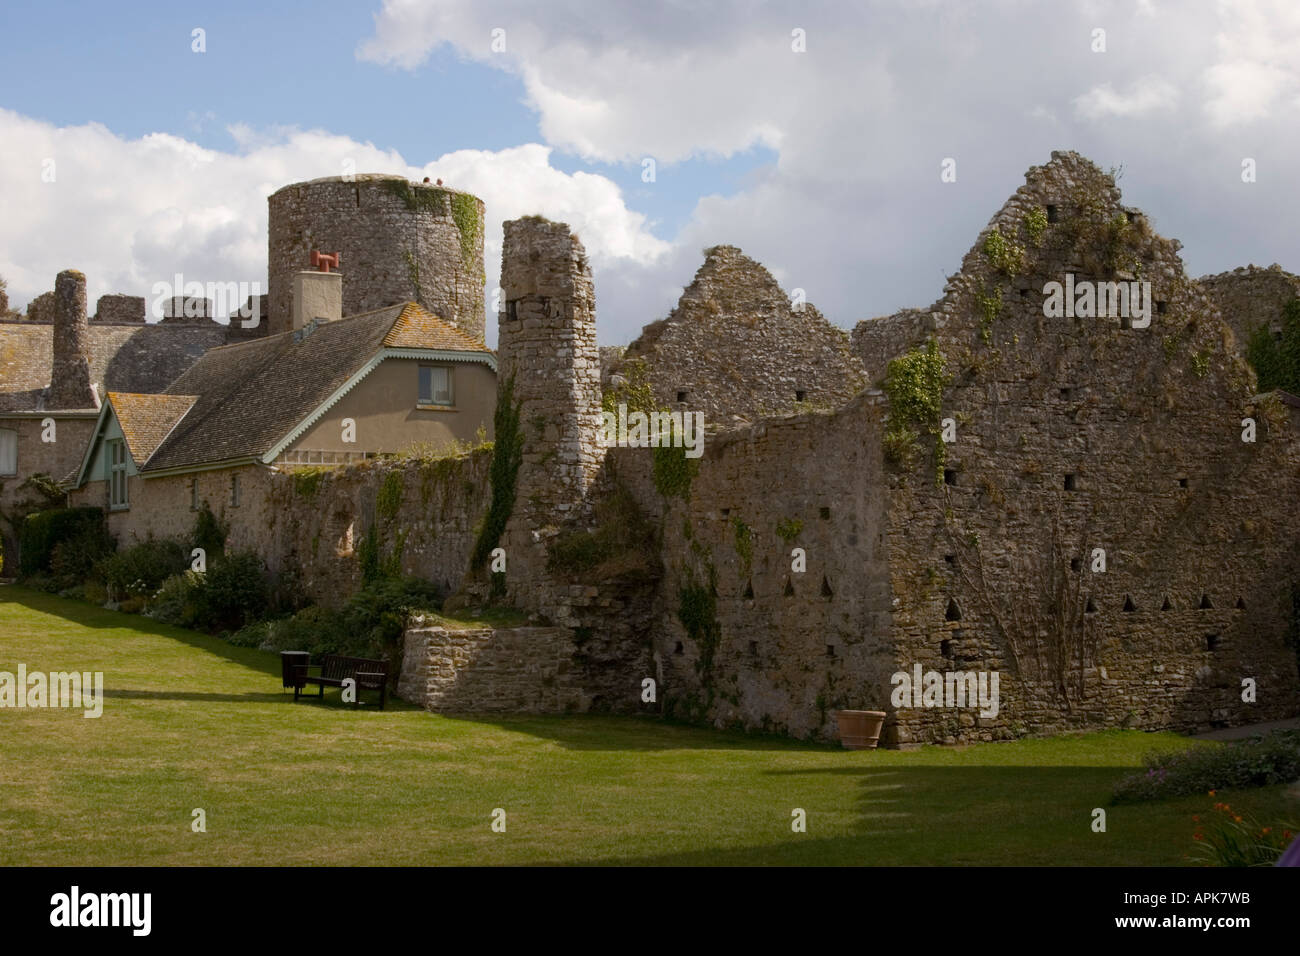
<box><xmin>291</xmin><ymin>270</ymin><xmax>342</xmax><ymax>330</ymax></box>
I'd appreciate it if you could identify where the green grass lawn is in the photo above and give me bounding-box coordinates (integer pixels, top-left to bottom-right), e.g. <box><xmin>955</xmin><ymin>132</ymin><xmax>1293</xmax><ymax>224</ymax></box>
<box><xmin>1</xmin><ymin>584</ymin><xmax>1295</xmax><ymax>866</ymax></box>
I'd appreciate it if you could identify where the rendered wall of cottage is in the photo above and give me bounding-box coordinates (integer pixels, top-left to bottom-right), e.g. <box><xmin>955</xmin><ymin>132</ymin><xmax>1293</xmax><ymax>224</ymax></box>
<box><xmin>286</xmin><ymin>358</ymin><xmax>495</xmax><ymax>458</ymax></box>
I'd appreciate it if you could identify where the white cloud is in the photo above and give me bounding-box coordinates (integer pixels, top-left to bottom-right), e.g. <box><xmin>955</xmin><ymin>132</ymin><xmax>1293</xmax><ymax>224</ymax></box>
<box><xmin>1074</xmin><ymin>76</ymin><xmax>1180</xmax><ymax>120</ymax></box>
<box><xmin>0</xmin><ymin>109</ymin><xmax>666</xmax><ymax>348</ymax></box>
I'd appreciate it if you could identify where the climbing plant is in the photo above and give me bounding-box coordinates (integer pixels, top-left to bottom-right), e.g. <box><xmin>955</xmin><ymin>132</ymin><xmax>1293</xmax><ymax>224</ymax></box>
<box><xmin>882</xmin><ymin>338</ymin><xmax>950</xmax><ymax>483</ymax></box>
<box><xmin>1247</xmin><ymin>298</ymin><xmax>1300</xmax><ymax>394</ymax></box>
<box><xmin>470</xmin><ymin>374</ymin><xmax>523</xmax><ymax>569</ymax></box>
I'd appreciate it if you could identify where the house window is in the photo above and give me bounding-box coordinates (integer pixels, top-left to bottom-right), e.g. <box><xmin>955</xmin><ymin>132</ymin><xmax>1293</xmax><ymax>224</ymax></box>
<box><xmin>419</xmin><ymin>365</ymin><xmax>454</xmax><ymax>406</ymax></box>
<box><xmin>0</xmin><ymin>428</ymin><xmax>16</xmax><ymax>476</ymax></box>
<box><xmin>190</xmin><ymin>478</ymin><xmax>199</xmax><ymax>511</ymax></box>
<box><xmin>230</xmin><ymin>474</ymin><xmax>241</xmax><ymax>507</ymax></box>
<box><xmin>108</xmin><ymin>439</ymin><xmax>128</xmax><ymax>509</ymax></box>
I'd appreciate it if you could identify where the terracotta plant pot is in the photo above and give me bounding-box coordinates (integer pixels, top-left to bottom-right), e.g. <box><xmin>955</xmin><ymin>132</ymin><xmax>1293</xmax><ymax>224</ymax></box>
<box><xmin>836</xmin><ymin>710</ymin><xmax>886</xmax><ymax>750</ymax></box>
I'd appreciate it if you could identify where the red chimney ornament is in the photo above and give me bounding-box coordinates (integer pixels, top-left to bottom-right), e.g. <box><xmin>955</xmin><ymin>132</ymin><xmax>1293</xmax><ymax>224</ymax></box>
<box><xmin>310</xmin><ymin>250</ymin><xmax>340</xmax><ymax>273</ymax></box>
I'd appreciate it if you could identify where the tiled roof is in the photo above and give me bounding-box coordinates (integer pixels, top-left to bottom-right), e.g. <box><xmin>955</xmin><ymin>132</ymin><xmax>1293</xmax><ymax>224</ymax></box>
<box><xmin>143</xmin><ymin>302</ymin><xmax>490</xmax><ymax>473</ymax></box>
<box><xmin>384</xmin><ymin>302</ymin><xmax>493</xmax><ymax>352</ymax></box>
<box><xmin>106</xmin><ymin>392</ymin><xmax>199</xmax><ymax>465</ymax></box>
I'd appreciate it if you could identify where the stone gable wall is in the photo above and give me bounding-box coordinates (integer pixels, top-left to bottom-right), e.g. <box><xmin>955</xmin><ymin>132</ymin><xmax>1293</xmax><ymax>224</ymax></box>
<box><xmin>611</xmin><ymin>245</ymin><xmax>866</xmax><ymax>427</ymax></box>
<box><xmin>1198</xmin><ymin>264</ymin><xmax>1300</xmax><ymax>356</ymax></box>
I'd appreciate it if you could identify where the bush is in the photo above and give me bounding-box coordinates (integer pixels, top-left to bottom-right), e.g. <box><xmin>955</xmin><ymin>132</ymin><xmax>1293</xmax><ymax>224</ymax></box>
<box><xmin>189</xmin><ymin>551</ymin><xmax>271</xmax><ymax>632</ymax></box>
<box><xmin>48</xmin><ymin>520</ymin><xmax>115</xmax><ymax>590</ymax></box>
<box><xmin>1113</xmin><ymin>731</ymin><xmax>1300</xmax><ymax>803</ymax></box>
<box><xmin>19</xmin><ymin>507</ymin><xmax>107</xmax><ymax>577</ymax></box>
<box><xmin>260</xmin><ymin>577</ymin><xmax>443</xmax><ymax>680</ymax></box>
<box><xmin>148</xmin><ymin>571</ymin><xmax>205</xmax><ymax>627</ymax></box>
<box><xmin>95</xmin><ymin>538</ymin><xmax>190</xmax><ymax>599</ymax></box>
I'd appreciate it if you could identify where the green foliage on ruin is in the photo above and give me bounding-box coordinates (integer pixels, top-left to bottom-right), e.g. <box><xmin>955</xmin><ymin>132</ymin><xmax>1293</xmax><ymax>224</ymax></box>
<box><xmin>678</xmin><ymin>562</ymin><xmax>720</xmax><ymax>680</ymax></box>
<box><xmin>652</xmin><ymin>444</ymin><xmax>699</xmax><ymax>500</ymax></box>
<box><xmin>1191</xmin><ymin>348</ymin><xmax>1211</xmax><ymax>379</ymax></box>
<box><xmin>547</xmin><ymin>482</ymin><xmax>656</xmax><ymax>581</ymax></box>
<box><xmin>982</xmin><ymin>226</ymin><xmax>1024</xmax><ymax>276</ymax></box>
<box><xmin>471</xmin><ymin>374</ymin><xmax>523</xmax><ymax>570</ymax></box>
<box><xmin>1247</xmin><ymin>298</ymin><xmax>1300</xmax><ymax>395</ymax></box>
<box><xmin>731</xmin><ymin>516</ymin><xmax>754</xmax><ymax>576</ymax></box>
<box><xmin>1025</xmin><ymin>205</ymin><xmax>1048</xmax><ymax>246</ymax></box>
<box><xmin>601</xmin><ymin>357</ymin><xmax>656</xmax><ymax>414</ymax></box>
<box><xmin>883</xmin><ymin>338</ymin><xmax>951</xmax><ymax>483</ymax></box>
<box><xmin>403</xmin><ymin>248</ymin><xmax>422</xmax><ymax>302</ymax></box>
<box><xmin>377</xmin><ymin>470</ymin><xmax>405</xmax><ymax>522</ymax></box>
<box><xmin>450</xmin><ymin>193</ymin><xmax>482</xmax><ymax>270</ymax></box>
<box><xmin>358</xmin><ymin>523</ymin><xmax>407</xmax><ymax>586</ymax></box>
<box><xmin>292</xmin><ymin>468</ymin><xmax>328</xmax><ymax>498</ymax></box>
<box><xmin>775</xmin><ymin>517</ymin><xmax>802</xmax><ymax>544</ymax></box>
<box><xmin>384</xmin><ymin>180</ymin><xmax>481</xmax><ymax>272</ymax></box>
<box><xmin>976</xmin><ymin>287</ymin><xmax>1002</xmax><ymax>342</ymax></box>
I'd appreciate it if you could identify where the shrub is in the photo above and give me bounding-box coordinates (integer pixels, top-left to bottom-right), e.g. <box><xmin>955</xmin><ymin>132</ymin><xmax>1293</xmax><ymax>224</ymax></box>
<box><xmin>148</xmin><ymin>571</ymin><xmax>205</xmax><ymax>627</ymax></box>
<box><xmin>192</xmin><ymin>504</ymin><xmax>227</xmax><ymax>558</ymax></box>
<box><xmin>95</xmin><ymin>538</ymin><xmax>190</xmax><ymax>599</ymax></box>
<box><xmin>48</xmin><ymin>520</ymin><xmax>115</xmax><ymax>590</ymax></box>
<box><xmin>1112</xmin><ymin>731</ymin><xmax>1300</xmax><ymax>803</ymax></box>
<box><xmin>189</xmin><ymin>551</ymin><xmax>271</xmax><ymax>632</ymax></box>
<box><xmin>19</xmin><ymin>507</ymin><xmax>107</xmax><ymax>577</ymax></box>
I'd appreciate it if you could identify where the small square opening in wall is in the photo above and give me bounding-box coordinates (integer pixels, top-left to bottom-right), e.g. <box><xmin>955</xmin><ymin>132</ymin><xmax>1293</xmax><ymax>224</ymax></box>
<box><xmin>1126</xmin><ymin>210</ymin><xmax>1138</xmax><ymax>223</ymax></box>
<box><xmin>748</xmin><ymin>640</ymin><xmax>758</xmax><ymax>656</ymax></box>
<box><xmin>676</xmin><ymin>391</ymin><xmax>688</xmax><ymax>403</ymax></box>
<box><xmin>1059</xmin><ymin>387</ymin><xmax>1072</xmax><ymax>400</ymax></box>
<box><xmin>943</xmin><ymin>469</ymin><xmax>957</xmax><ymax>486</ymax></box>
<box><xmin>1178</xmin><ymin>477</ymin><xmax>1189</xmax><ymax>489</ymax></box>
<box><xmin>826</xmin><ymin>644</ymin><xmax>836</xmax><ymax>657</ymax></box>
<box><xmin>1206</xmin><ymin>633</ymin><xmax>1219</xmax><ymax>652</ymax></box>
<box><xmin>1064</xmin><ymin>473</ymin><xmax>1077</xmax><ymax>491</ymax></box>
<box><xmin>1120</xmin><ymin>315</ymin><xmax>1133</xmax><ymax>330</ymax></box>
<box><xmin>1046</xmin><ymin>204</ymin><xmax>1058</xmax><ymax>223</ymax></box>
<box><xmin>940</xmin><ymin>639</ymin><xmax>953</xmax><ymax>659</ymax></box>
<box><xmin>720</xmin><ymin>507</ymin><xmax>731</xmax><ymax>517</ymax></box>
<box><xmin>796</xmin><ymin>390</ymin><xmax>806</xmax><ymax>402</ymax></box>
<box><xmin>1019</xmin><ymin>287</ymin><xmax>1029</xmax><ymax>298</ymax></box>
<box><xmin>819</xmin><ymin>506</ymin><xmax>831</xmax><ymax>520</ymax></box>
<box><xmin>1071</xmin><ymin>557</ymin><xmax>1082</xmax><ymax>572</ymax></box>
<box><xmin>1085</xmin><ymin>596</ymin><xmax>1097</xmax><ymax>613</ymax></box>
<box><xmin>674</xmin><ymin>642</ymin><xmax>684</xmax><ymax>655</ymax></box>
<box><xmin>506</xmin><ymin>299</ymin><xmax>518</xmax><ymax>322</ymax></box>
<box><xmin>1235</xmin><ymin>597</ymin><xmax>1246</xmax><ymax>610</ymax></box>
<box><xmin>1156</xmin><ymin>300</ymin><xmax>1168</xmax><ymax>315</ymax></box>
<box><xmin>944</xmin><ymin>553</ymin><xmax>956</xmax><ymax>564</ymax></box>
<box><xmin>1200</xmin><ymin>593</ymin><xmax>1214</xmax><ymax>609</ymax></box>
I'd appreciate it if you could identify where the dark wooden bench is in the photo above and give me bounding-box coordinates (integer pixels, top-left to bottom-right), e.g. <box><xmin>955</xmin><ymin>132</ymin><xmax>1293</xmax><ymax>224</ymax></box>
<box><xmin>282</xmin><ymin>652</ymin><xmax>389</xmax><ymax>709</ymax></box>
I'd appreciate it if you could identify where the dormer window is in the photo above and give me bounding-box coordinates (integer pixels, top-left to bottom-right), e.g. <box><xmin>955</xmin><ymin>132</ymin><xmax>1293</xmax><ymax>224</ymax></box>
<box><xmin>419</xmin><ymin>365</ymin><xmax>454</xmax><ymax>407</ymax></box>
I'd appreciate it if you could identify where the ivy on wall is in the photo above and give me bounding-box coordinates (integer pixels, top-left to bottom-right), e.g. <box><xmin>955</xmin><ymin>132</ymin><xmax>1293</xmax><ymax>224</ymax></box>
<box><xmin>470</xmin><ymin>374</ymin><xmax>523</xmax><ymax>570</ymax></box>
<box><xmin>882</xmin><ymin>338</ymin><xmax>951</xmax><ymax>483</ymax></box>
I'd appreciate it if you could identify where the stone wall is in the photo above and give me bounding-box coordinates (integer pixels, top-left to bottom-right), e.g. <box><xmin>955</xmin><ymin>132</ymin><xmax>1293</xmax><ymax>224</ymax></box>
<box><xmin>92</xmin><ymin>295</ymin><xmax>146</xmax><ymax>324</ymax></box>
<box><xmin>48</xmin><ymin>271</ymin><xmax>96</xmax><ymax>410</ymax></box>
<box><xmin>611</xmin><ymin>245</ymin><xmax>865</xmax><ymax>426</ymax></box>
<box><xmin>1198</xmin><ymin>264</ymin><xmax>1300</xmax><ymax>356</ymax></box>
<box><xmin>268</xmin><ymin>175</ymin><xmax>486</xmax><ymax>340</ymax></box>
<box><xmin>878</xmin><ymin>151</ymin><xmax>1300</xmax><ymax>744</ymax></box>
<box><xmin>398</xmin><ymin>624</ymin><xmax>588</xmax><ymax>713</ymax></box>
<box><xmin>851</xmin><ymin>307</ymin><xmax>937</xmax><ymax>383</ymax></box>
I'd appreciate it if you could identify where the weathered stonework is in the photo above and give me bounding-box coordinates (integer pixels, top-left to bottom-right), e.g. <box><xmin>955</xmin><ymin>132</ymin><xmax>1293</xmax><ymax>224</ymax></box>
<box><xmin>611</xmin><ymin>245</ymin><xmax>866</xmax><ymax>425</ymax></box>
<box><xmin>92</xmin><ymin>295</ymin><xmax>146</xmax><ymax>324</ymax></box>
<box><xmin>1198</xmin><ymin>264</ymin><xmax>1300</xmax><ymax>355</ymax></box>
<box><xmin>493</xmin><ymin>217</ymin><xmax>603</xmax><ymax>614</ymax></box>
<box><xmin>398</xmin><ymin>624</ymin><xmax>587</xmax><ymax>713</ymax></box>
<box><xmin>48</xmin><ymin>271</ymin><xmax>96</xmax><ymax>410</ymax></box>
<box><xmin>267</xmin><ymin>175</ymin><xmax>486</xmax><ymax>340</ymax></box>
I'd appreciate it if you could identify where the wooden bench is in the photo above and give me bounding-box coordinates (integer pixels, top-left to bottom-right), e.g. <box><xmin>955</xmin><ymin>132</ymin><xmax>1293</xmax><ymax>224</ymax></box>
<box><xmin>282</xmin><ymin>653</ymin><xmax>389</xmax><ymax>709</ymax></box>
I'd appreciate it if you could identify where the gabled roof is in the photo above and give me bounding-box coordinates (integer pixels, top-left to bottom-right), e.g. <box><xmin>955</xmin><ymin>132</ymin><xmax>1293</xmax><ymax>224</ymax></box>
<box><xmin>132</xmin><ymin>302</ymin><xmax>493</xmax><ymax>475</ymax></box>
<box><xmin>108</xmin><ymin>392</ymin><xmax>199</xmax><ymax>464</ymax></box>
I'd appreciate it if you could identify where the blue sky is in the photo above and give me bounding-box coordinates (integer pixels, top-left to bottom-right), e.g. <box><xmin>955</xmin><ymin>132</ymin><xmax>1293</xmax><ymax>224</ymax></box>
<box><xmin>0</xmin><ymin>0</ymin><xmax>769</xmax><ymax>243</ymax></box>
<box><xmin>1</xmin><ymin>1</ymin><xmax>1298</xmax><ymax>346</ymax></box>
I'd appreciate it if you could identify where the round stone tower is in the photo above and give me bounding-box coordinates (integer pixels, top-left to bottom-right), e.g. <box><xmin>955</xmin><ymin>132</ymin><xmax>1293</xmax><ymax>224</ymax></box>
<box><xmin>267</xmin><ymin>174</ymin><xmax>486</xmax><ymax>340</ymax></box>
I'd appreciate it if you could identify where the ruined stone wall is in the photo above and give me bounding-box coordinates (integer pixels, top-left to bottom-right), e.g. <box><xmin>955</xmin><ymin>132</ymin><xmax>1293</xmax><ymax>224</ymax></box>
<box><xmin>1198</xmin><ymin>264</ymin><xmax>1300</xmax><ymax>356</ymax></box>
<box><xmin>266</xmin><ymin>452</ymin><xmax>491</xmax><ymax>605</ymax></box>
<box><xmin>851</xmin><ymin>307</ymin><xmax>937</xmax><ymax>383</ymax></box>
<box><xmin>268</xmin><ymin>175</ymin><xmax>486</xmax><ymax>340</ymax></box>
<box><xmin>880</xmin><ymin>151</ymin><xmax>1300</xmax><ymax>745</ymax></box>
<box><xmin>92</xmin><ymin>295</ymin><xmax>146</xmax><ymax>324</ymax></box>
<box><xmin>491</xmin><ymin>217</ymin><xmax>603</xmax><ymax>617</ymax></box>
<box><xmin>398</xmin><ymin>624</ymin><xmax>588</xmax><ymax>713</ymax></box>
<box><xmin>608</xmin><ymin>393</ymin><xmax>898</xmax><ymax>739</ymax></box>
<box><xmin>611</xmin><ymin>245</ymin><xmax>865</xmax><ymax>427</ymax></box>
<box><xmin>72</xmin><ymin>451</ymin><xmax>492</xmax><ymax>608</ymax></box>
